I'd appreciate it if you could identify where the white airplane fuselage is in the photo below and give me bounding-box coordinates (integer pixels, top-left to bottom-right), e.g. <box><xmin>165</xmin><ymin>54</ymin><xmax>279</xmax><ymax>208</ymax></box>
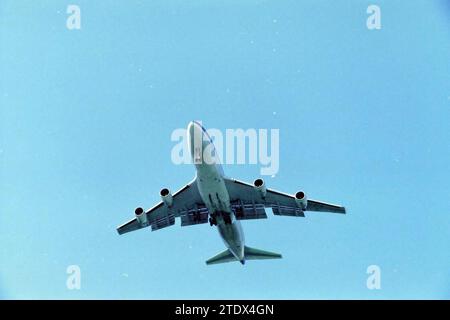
<box><xmin>117</xmin><ymin>121</ymin><xmax>345</xmax><ymax>264</ymax></box>
<box><xmin>187</xmin><ymin>121</ymin><xmax>245</xmax><ymax>264</ymax></box>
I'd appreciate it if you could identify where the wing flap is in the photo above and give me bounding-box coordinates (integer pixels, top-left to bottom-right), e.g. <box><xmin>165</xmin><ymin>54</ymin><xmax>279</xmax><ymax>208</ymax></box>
<box><xmin>272</xmin><ymin>205</ymin><xmax>304</xmax><ymax>217</ymax></box>
<box><xmin>231</xmin><ymin>201</ymin><xmax>267</xmax><ymax>220</ymax></box>
<box><xmin>180</xmin><ymin>206</ymin><xmax>210</xmax><ymax>227</ymax></box>
<box><xmin>151</xmin><ymin>214</ymin><xmax>175</xmax><ymax>231</ymax></box>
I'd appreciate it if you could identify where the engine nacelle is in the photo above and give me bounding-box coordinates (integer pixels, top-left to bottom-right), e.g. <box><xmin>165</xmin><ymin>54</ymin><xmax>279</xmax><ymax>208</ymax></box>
<box><xmin>160</xmin><ymin>188</ymin><xmax>173</xmax><ymax>207</ymax></box>
<box><xmin>135</xmin><ymin>207</ymin><xmax>148</xmax><ymax>226</ymax></box>
<box><xmin>253</xmin><ymin>178</ymin><xmax>267</xmax><ymax>198</ymax></box>
<box><xmin>295</xmin><ymin>191</ymin><xmax>307</xmax><ymax>210</ymax></box>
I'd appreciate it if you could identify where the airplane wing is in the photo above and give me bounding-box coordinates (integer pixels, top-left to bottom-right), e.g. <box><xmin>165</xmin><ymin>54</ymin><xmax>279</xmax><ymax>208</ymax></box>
<box><xmin>224</xmin><ymin>178</ymin><xmax>346</xmax><ymax>219</ymax></box>
<box><xmin>117</xmin><ymin>179</ymin><xmax>208</xmax><ymax>235</ymax></box>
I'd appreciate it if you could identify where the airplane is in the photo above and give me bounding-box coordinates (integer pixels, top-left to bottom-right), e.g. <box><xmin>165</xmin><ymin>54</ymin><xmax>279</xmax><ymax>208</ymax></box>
<box><xmin>117</xmin><ymin>121</ymin><xmax>346</xmax><ymax>265</ymax></box>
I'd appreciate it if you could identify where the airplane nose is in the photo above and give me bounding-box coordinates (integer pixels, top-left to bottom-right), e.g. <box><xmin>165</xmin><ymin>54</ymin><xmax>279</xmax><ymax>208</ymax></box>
<box><xmin>187</xmin><ymin>121</ymin><xmax>203</xmax><ymax>161</ymax></box>
<box><xmin>187</xmin><ymin>121</ymin><xmax>195</xmax><ymax>135</ymax></box>
<box><xmin>187</xmin><ymin>121</ymin><xmax>201</xmax><ymax>138</ymax></box>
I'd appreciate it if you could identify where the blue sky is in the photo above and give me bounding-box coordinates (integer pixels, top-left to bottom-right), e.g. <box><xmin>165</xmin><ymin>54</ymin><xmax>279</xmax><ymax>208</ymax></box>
<box><xmin>0</xmin><ymin>0</ymin><xmax>449</xmax><ymax>299</ymax></box>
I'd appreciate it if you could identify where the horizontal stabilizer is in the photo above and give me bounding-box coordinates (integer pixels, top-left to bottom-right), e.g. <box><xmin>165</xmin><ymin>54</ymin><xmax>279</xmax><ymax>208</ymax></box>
<box><xmin>244</xmin><ymin>246</ymin><xmax>282</xmax><ymax>260</ymax></box>
<box><xmin>205</xmin><ymin>249</ymin><xmax>236</xmax><ymax>265</ymax></box>
<box><xmin>205</xmin><ymin>246</ymin><xmax>282</xmax><ymax>265</ymax></box>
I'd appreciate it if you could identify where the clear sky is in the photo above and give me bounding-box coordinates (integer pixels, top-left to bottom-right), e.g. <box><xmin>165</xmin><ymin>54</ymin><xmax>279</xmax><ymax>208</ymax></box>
<box><xmin>1</xmin><ymin>0</ymin><xmax>449</xmax><ymax>299</ymax></box>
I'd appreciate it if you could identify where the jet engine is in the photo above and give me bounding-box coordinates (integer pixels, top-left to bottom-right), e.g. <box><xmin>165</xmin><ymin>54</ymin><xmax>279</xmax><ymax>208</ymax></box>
<box><xmin>253</xmin><ymin>178</ymin><xmax>267</xmax><ymax>198</ymax></box>
<box><xmin>160</xmin><ymin>188</ymin><xmax>173</xmax><ymax>207</ymax></box>
<box><xmin>135</xmin><ymin>207</ymin><xmax>148</xmax><ymax>226</ymax></box>
<box><xmin>295</xmin><ymin>191</ymin><xmax>307</xmax><ymax>210</ymax></box>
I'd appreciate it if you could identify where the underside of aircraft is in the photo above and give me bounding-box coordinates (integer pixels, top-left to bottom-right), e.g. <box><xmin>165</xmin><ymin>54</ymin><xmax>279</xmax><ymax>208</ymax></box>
<box><xmin>117</xmin><ymin>121</ymin><xmax>346</xmax><ymax>265</ymax></box>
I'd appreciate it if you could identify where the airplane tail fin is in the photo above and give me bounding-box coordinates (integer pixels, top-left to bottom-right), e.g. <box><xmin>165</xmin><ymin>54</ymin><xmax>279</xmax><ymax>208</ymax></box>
<box><xmin>205</xmin><ymin>246</ymin><xmax>282</xmax><ymax>265</ymax></box>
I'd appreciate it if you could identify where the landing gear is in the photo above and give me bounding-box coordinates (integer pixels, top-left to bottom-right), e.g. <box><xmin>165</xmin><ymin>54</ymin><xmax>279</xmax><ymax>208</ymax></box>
<box><xmin>223</xmin><ymin>215</ymin><xmax>232</xmax><ymax>225</ymax></box>
<box><xmin>209</xmin><ymin>216</ymin><xmax>217</xmax><ymax>226</ymax></box>
<box><xmin>234</xmin><ymin>207</ymin><xmax>244</xmax><ymax>219</ymax></box>
<box><xmin>209</xmin><ymin>212</ymin><xmax>232</xmax><ymax>225</ymax></box>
